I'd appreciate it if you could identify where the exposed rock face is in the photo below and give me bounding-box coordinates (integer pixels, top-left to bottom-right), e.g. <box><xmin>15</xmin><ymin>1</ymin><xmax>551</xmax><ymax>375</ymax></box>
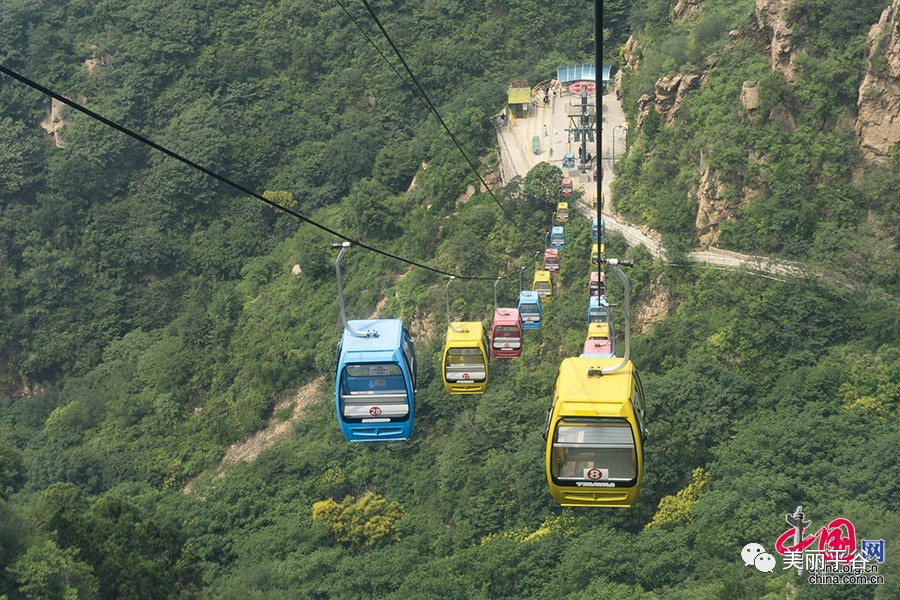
<box><xmin>84</xmin><ymin>45</ymin><xmax>109</xmax><ymax>76</ymax></box>
<box><xmin>856</xmin><ymin>0</ymin><xmax>900</xmax><ymax>163</ymax></box>
<box><xmin>623</xmin><ymin>35</ymin><xmax>642</xmax><ymax>71</ymax></box>
<box><xmin>635</xmin><ymin>275</ymin><xmax>672</xmax><ymax>332</ymax></box>
<box><xmin>755</xmin><ymin>0</ymin><xmax>800</xmax><ymax>80</ymax></box>
<box><xmin>40</xmin><ymin>98</ymin><xmax>68</xmax><ymax>148</ymax></box>
<box><xmin>694</xmin><ymin>151</ymin><xmax>750</xmax><ymax>245</ymax></box>
<box><xmin>637</xmin><ymin>74</ymin><xmax>702</xmax><ymax>129</ymax></box>
<box><xmin>741</xmin><ymin>81</ymin><xmax>760</xmax><ymax>111</ymax></box>
<box><xmin>673</xmin><ymin>0</ymin><xmax>702</xmax><ymax>21</ymax></box>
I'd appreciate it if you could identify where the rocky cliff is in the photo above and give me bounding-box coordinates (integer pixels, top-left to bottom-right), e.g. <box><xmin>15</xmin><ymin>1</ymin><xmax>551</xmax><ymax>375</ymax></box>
<box><xmin>635</xmin><ymin>275</ymin><xmax>672</xmax><ymax>332</ymax></box>
<box><xmin>637</xmin><ymin>74</ymin><xmax>702</xmax><ymax>129</ymax></box>
<box><xmin>673</xmin><ymin>0</ymin><xmax>703</xmax><ymax>22</ymax></box>
<box><xmin>856</xmin><ymin>0</ymin><xmax>900</xmax><ymax>163</ymax></box>
<box><xmin>693</xmin><ymin>151</ymin><xmax>761</xmax><ymax>245</ymax></box>
<box><xmin>755</xmin><ymin>0</ymin><xmax>800</xmax><ymax>80</ymax></box>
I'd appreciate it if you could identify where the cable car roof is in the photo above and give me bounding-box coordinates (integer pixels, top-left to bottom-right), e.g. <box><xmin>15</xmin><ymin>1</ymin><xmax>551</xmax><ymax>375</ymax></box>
<box><xmin>555</xmin><ymin>357</ymin><xmax>635</xmax><ymax>417</ymax></box>
<box><xmin>588</xmin><ymin>322</ymin><xmax>610</xmax><ymax>338</ymax></box>
<box><xmin>341</xmin><ymin>319</ymin><xmax>405</xmax><ymax>352</ymax></box>
<box><xmin>493</xmin><ymin>308</ymin><xmax>520</xmax><ymax>323</ymax></box>
<box><xmin>519</xmin><ymin>290</ymin><xmax>540</xmax><ymax>302</ymax></box>
<box><xmin>551</xmin><ymin>226</ymin><xmax>564</xmax><ymax>234</ymax></box>
<box><xmin>446</xmin><ymin>321</ymin><xmax>484</xmax><ymax>343</ymax></box>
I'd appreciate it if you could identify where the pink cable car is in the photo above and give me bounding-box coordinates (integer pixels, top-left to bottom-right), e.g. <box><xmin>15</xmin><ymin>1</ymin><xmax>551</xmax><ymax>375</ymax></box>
<box><xmin>544</xmin><ymin>248</ymin><xmax>560</xmax><ymax>274</ymax></box>
<box><xmin>490</xmin><ymin>308</ymin><xmax>523</xmax><ymax>358</ymax></box>
<box><xmin>589</xmin><ymin>271</ymin><xmax>606</xmax><ymax>297</ymax></box>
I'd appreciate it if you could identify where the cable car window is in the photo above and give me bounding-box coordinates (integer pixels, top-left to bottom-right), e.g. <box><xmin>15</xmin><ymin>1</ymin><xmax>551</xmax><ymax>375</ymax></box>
<box><xmin>634</xmin><ymin>374</ymin><xmax>647</xmax><ymax>442</ymax></box>
<box><xmin>446</xmin><ymin>348</ymin><xmax>484</xmax><ymax>362</ymax></box>
<box><xmin>445</xmin><ymin>348</ymin><xmax>486</xmax><ymax>382</ymax></box>
<box><xmin>401</xmin><ymin>333</ymin><xmax>416</xmax><ymax>389</ymax></box>
<box><xmin>492</xmin><ymin>326</ymin><xmax>522</xmax><ymax>349</ymax></box>
<box><xmin>493</xmin><ymin>326</ymin><xmax>520</xmax><ymax>337</ymax></box>
<box><xmin>551</xmin><ymin>418</ymin><xmax>636</xmax><ymax>482</ymax></box>
<box><xmin>341</xmin><ymin>364</ymin><xmax>407</xmax><ymax>394</ymax></box>
<box><xmin>534</xmin><ymin>281</ymin><xmax>551</xmax><ymax>291</ymax></box>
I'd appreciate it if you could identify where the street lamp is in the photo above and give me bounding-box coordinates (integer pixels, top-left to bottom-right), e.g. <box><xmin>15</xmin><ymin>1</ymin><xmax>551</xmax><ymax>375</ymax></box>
<box><xmin>613</xmin><ymin>125</ymin><xmax>628</xmax><ymax>163</ymax></box>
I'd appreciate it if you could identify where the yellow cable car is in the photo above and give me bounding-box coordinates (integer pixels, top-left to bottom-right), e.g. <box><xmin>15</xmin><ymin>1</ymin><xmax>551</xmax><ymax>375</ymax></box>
<box><xmin>591</xmin><ymin>243</ymin><xmax>605</xmax><ymax>266</ymax></box>
<box><xmin>556</xmin><ymin>202</ymin><xmax>569</xmax><ymax>223</ymax></box>
<box><xmin>441</xmin><ymin>278</ymin><xmax>488</xmax><ymax>395</ymax></box>
<box><xmin>545</xmin><ymin>357</ymin><xmax>647</xmax><ymax>507</ymax></box>
<box><xmin>533</xmin><ymin>270</ymin><xmax>553</xmax><ymax>302</ymax></box>
<box><xmin>587</xmin><ymin>322</ymin><xmax>610</xmax><ymax>340</ymax></box>
<box><xmin>442</xmin><ymin>321</ymin><xmax>488</xmax><ymax>394</ymax></box>
<box><xmin>592</xmin><ymin>192</ymin><xmax>597</xmax><ymax>210</ymax></box>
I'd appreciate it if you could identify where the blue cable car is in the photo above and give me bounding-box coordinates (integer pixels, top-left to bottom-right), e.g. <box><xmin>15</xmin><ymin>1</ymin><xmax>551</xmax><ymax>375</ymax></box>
<box><xmin>591</xmin><ymin>217</ymin><xmax>607</xmax><ymax>240</ymax></box>
<box><xmin>332</xmin><ymin>243</ymin><xmax>416</xmax><ymax>442</ymax></box>
<box><xmin>518</xmin><ymin>290</ymin><xmax>542</xmax><ymax>329</ymax></box>
<box><xmin>550</xmin><ymin>226</ymin><xmax>566</xmax><ymax>249</ymax></box>
<box><xmin>588</xmin><ymin>295</ymin><xmax>600</xmax><ymax>323</ymax></box>
<box><xmin>589</xmin><ymin>295</ymin><xmax>614</xmax><ymax>328</ymax></box>
<box><xmin>562</xmin><ymin>152</ymin><xmax>576</xmax><ymax>169</ymax></box>
<box><xmin>337</xmin><ymin>320</ymin><xmax>416</xmax><ymax>441</ymax></box>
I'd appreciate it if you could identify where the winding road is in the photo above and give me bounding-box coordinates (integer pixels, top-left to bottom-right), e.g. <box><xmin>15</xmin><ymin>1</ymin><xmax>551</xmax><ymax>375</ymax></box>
<box><xmin>495</xmin><ymin>87</ymin><xmax>819</xmax><ymax>283</ymax></box>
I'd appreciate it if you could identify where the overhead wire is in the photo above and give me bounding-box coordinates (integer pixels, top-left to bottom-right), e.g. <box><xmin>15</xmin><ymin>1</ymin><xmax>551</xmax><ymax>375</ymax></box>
<box><xmin>0</xmin><ymin>63</ymin><xmax>521</xmax><ymax>281</ymax></box>
<box><xmin>334</xmin><ymin>0</ymin><xmax>422</xmax><ymax>110</ymax></box>
<box><xmin>355</xmin><ymin>0</ymin><xmax>520</xmax><ymax>225</ymax></box>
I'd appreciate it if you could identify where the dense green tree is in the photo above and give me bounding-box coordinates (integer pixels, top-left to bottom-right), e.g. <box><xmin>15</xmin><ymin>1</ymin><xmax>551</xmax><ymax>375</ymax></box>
<box><xmin>6</xmin><ymin>539</ymin><xmax>98</xmax><ymax>600</ymax></box>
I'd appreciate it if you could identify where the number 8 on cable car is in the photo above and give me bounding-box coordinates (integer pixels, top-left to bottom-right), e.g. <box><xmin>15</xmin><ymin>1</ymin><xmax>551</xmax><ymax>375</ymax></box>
<box><xmin>545</xmin><ymin>357</ymin><xmax>648</xmax><ymax>507</ymax></box>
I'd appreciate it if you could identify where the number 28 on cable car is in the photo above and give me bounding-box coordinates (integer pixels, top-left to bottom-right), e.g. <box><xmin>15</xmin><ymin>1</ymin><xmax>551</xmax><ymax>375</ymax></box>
<box><xmin>545</xmin><ymin>357</ymin><xmax>647</xmax><ymax>507</ymax></box>
<box><xmin>442</xmin><ymin>321</ymin><xmax>488</xmax><ymax>394</ymax></box>
<box><xmin>336</xmin><ymin>319</ymin><xmax>416</xmax><ymax>442</ymax></box>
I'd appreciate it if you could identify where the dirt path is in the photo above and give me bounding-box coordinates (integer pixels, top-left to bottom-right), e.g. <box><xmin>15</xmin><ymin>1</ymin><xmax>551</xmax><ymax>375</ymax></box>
<box><xmin>183</xmin><ymin>376</ymin><xmax>324</xmax><ymax>494</ymax></box>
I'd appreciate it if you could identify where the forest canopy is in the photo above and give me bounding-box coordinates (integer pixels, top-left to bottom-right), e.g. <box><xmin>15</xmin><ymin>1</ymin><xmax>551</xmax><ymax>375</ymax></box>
<box><xmin>0</xmin><ymin>1</ymin><xmax>897</xmax><ymax>599</ymax></box>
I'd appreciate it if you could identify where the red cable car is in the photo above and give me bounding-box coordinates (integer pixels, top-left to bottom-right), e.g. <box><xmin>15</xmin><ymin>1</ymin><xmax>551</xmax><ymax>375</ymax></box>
<box><xmin>589</xmin><ymin>271</ymin><xmax>605</xmax><ymax>297</ymax></box>
<box><xmin>490</xmin><ymin>308</ymin><xmax>523</xmax><ymax>358</ymax></box>
<box><xmin>544</xmin><ymin>248</ymin><xmax>560</xmax><ymax>273</ymax></box>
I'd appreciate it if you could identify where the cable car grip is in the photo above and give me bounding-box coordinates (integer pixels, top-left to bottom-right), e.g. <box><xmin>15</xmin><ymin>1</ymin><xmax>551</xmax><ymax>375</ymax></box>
<box><xmin>605</xmin><ymin>258</ymin><xmax>634</xmax><ymax>267</ymax></box>
<box><xmin>333</xmin><ymin>243</ymin><xmax>378</xmax><ymax>338</ymax></box>
<box><xmin>444</xmin><ymin>277</ymin><xmax>464</xmax><ymax>333</ymax></box>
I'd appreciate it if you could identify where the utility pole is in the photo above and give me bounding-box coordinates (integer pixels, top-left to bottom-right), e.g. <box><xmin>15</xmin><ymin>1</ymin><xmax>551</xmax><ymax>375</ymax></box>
<box><xmin>595</xmin><ymin>0</ymin><xmax>603</xmax><ymax>229</ymax></box>
<box><xmin>565</xmin><ymin>88</ymin><xmax>595</xmax><ymax>174</ymax></box>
